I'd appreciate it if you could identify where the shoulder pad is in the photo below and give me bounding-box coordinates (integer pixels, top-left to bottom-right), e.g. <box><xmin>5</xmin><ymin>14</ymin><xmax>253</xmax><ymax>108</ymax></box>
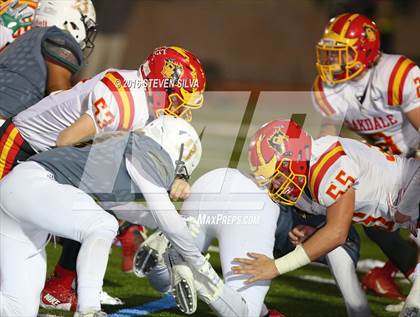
<box><xmin>42</xmin><ymin>27</ymin><xmax>83</xmax><ymax>73</ymax></box>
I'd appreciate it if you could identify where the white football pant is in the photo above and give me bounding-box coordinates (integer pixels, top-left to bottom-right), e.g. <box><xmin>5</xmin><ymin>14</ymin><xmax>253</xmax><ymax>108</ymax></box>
<box><xmin>0</xmin><ymin>162</ymin><xmax>119</xmax><ymax>316</ymax></box>
<box><xmin>148</xmin><ymin>168</ymin><xmax>279</xmax><ymax>316</ymax></box>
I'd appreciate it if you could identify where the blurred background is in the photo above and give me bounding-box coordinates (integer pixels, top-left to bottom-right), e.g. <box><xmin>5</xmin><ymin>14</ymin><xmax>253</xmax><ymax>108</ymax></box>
<box><xmin>84</xmin><ymin>0</ymin><xmax>420</xmax><ymax>90</ymax></box>
<box><xmin>80</xmin><ymin>0</ymin><xmax>420</xmax><ymax>177</ymax></box>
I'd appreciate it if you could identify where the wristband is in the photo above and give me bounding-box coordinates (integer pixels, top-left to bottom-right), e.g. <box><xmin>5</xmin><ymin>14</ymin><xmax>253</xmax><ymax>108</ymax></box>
<box><xmin>274</xmin><ymin>244</ymin><xmax>311</xmax><ymax>275</ymax></box>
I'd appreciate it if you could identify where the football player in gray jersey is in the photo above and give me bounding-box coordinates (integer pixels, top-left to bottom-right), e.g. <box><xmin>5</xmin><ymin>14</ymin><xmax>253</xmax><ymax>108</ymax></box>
<box><xmin>0</xmin><ymin>116</ymin><xmax>204</xmax><ymax>317</ymax></box>
<box><xmin>0</xmin><ymin>0</ymin><xmax>96</xmax><ymax>122</ymax></box>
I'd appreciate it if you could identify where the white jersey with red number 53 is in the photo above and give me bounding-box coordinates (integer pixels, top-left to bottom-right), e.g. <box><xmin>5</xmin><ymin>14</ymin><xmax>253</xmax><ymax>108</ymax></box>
<box><xmin>312</xmin><ymin>53</ymin><xmax>420</xmax><ymax>157</ymax></box>
<box><xmin>307</xmin><ymin>135</ymin><xmax>419</xmax><ymax>231</ymax></box>
<box><xmin>14</xmin><ymin>69</ymin><xmax>150</xmax><ymax>152</ymax></box>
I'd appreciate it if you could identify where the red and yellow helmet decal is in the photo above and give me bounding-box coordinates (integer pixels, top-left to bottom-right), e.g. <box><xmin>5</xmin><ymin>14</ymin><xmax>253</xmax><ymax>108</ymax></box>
<box><xmin>248</xmin><ymin>120</ymin><xmax>312</xmax><ymax>206</ymax></box>
<box><xmin>316</xmin><ymin>13</ymin><xmax>380</xmax><ymax>85</ymax></box>
<box><xmin>139</xmin><ymin>46</ymin><xmax>206</xmax><ymax>122</ymax></box>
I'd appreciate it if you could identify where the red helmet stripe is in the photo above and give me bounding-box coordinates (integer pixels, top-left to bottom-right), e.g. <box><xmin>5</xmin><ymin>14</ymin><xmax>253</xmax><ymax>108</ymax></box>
<box><xmin>387</xmin><ymin>57</ymin><xmax>416</xmax><ymax>106</ymax></box>
<box><xmin>329</xmin><ymin>13</ymin><xmax>351</xmax><ymax>35</ymax></box>
<box><xmin>309</xmin><ymin>142</ymin><xmax>345</xmax><ymax>202</ymax></box>
<box><xmin>313</xmin><ymin>76</ymin><xmax>336</xmax><ymax>116</ymax></box>
<box><xmin>339</xmin><ymin>13</ymin><xmax>360</xmax><ymax>37</ymax></box>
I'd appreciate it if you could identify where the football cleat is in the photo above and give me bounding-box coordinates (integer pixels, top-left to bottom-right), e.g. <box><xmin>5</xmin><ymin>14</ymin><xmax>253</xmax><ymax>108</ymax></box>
<box><xmin>133</xmin><ymin>230</ymin><xmax>169</xmax><ymax>278</ymax></box>
<box><xmin>400</xmin><ymin>278</ymin><xmax>420</xmax><ymax>317</ymax></box>
<box><xmin>40</xmin><ymin>278</ymin><xmax>77</xmax><ymax>311</ymax></box>
<box><xmin>73</xmin><ymin>310</ymin><xmax>107</xmax><ymax>317</ymax></box>
<box><xmin>117</xmin><ymin>225</ymin><xmax>147</xmax><ymax>273</ymax></box>
<box><xmin>400</xmin><ymin>307</ymin><xmax>420</xmax><ymax>317</ymax></box>
<box><xmin>100</xmin><ymin>290</ymin><xmax>124</xmax><ymax>306</ymax></box>
<box><xmin>191</xmin><ymin>254</ymin><xmax>224</xmax><ymax>304</ymax></box>
<box><xmin>362</xmin><ymin>263</ymin><xmax>405</xmax><ymax>300</ymax></box>
<box><xmin>164</xmin><ymin>246</ymin><xmax>197</xmax><ymax>315</ymax></box>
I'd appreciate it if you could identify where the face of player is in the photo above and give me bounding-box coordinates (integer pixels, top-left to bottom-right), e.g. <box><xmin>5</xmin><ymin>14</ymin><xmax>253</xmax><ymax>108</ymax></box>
<box><xmin>268</xmin><ymin>167</ymin><xmax>304</xmax><ymax>205</ymax></box>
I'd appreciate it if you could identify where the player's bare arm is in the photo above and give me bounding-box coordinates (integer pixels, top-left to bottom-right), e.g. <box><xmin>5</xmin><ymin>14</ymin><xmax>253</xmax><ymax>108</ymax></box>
<box><xmin>405</xmin><ymin>107</ymin><xmax>420</xmax><ymax>131</ymax></box>
<box><xmin>55</xmin><ymin>113</ymin><xmax>96</xmax><ymax>147</ymax></box>
<box><xmin>46</xmin><ymin>60</ymin><xmax>73</xmax><ymax>94</ymax></box>
<box><xmin>232</xmin><ymin>189</ymin><xmax>355</xmax><ymax>283</ymax></box>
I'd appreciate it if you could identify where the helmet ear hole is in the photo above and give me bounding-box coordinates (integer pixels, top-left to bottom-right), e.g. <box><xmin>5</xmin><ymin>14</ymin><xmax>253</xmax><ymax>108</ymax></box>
<box><xmin>70</xmin><ymin>22</ymin><xmax>79</xmax><ymax>31</ymax></box>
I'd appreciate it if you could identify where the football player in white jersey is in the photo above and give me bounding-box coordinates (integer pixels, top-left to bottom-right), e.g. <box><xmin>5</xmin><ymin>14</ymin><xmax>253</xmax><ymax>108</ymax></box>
<box><xmin>312</xmin><ymin>13</ymin><xmax>420</xmax><ymax>301</ymax></box>
<box><xmin>232</xmin><ymin>120</ymin><xmax>420</xmax><ymax>316</ymax></box>
<box><xmin>0</xmin><ymin>0</ymin><xmax>97</xmax><ymax>125</ymax></box>
<box><xmin>0</xmin><ymin>115</ymin><xmax>203</xmax><ymax>317</ymax></box>
<box><xmin>0</xmin><ymin>45</ymin><xmax>206</xmax><ymax>311</ymax></box>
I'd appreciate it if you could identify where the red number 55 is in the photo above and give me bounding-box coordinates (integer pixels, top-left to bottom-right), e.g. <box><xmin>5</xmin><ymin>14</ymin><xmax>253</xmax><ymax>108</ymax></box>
<box><xmin>326</xmin><ymin>170</ymin><xmax>355</xmax><ymax>200</ymax></box>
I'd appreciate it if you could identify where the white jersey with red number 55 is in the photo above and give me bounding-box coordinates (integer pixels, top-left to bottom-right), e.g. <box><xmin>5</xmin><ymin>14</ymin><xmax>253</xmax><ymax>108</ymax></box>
<box><xmin>306</xmin><ymin>135</ymin><xmax>419</xmax><ymax>231</ymax></box>
<box><xmin>14</xmin><ymin>69</ymin><xmax>150</xmax><ymax>152</ymax></box>
<box><xmin>312</xmin><ymin>53</ymin><xmax>420</xmax><ymax>157</ymax></box>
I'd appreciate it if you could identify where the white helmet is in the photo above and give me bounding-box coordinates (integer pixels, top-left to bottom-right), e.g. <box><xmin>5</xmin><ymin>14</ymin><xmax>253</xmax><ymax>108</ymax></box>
<box><xmin>143</xmin><ymin>115</ymin><xmax>202</xmax><ymax>179</ymax></box>
<box><xmin>33</xmin><ymin>0</ymin><xmax>96</xmax><ymax>51</ymax></box>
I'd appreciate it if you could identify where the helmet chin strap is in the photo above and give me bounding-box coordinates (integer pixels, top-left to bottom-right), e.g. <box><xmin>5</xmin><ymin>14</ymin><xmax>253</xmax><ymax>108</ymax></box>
<box><xmin>174</xmin><ymin>143</ymin><xmax>190</xmax><ymax>180</ymax></box>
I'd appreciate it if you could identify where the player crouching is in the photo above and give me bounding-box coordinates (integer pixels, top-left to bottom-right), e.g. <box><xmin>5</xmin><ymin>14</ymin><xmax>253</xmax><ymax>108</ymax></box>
<box><xmin>0</xmin><ymin>116</ymin><xmax>202</xmax><ymax>317</ymax></box>
<box><xmin>232</xmin><ymin>119</ymin><xmax>419</xmax><ymax>317</ymax></box>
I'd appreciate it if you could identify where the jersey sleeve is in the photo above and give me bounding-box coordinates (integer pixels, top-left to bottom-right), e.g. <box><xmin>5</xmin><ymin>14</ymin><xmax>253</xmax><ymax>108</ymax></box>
<box><xmin>41</xmin><ymin>27</ymin><xmax>83</xmax><ymax>74</ymax></box>
<box><xmin>309</xmin><ymin>144</ymin><xmax>359</xmax><ymax>208</ymax></box>
<box><xmin>125</xmin><ymin>133</ymin><xmax>175</xmax><ymax>190</ymax></box>
<box><xmin>86</xmin><ymin>71</ymin><xmax>136</xmax><ymax>133</ymax></box>
<box><xmin>401</xmin><ymin>63</ymin><xmax>420</xmax><ymax>113</ymax></box>
<box><xmin>386</xmin><ymin>56</ymin><xmax>420</xmax><ymax>113</ymax></box>
<box><xmin>311</xmin><ymin>76</ymin><xmax>346</xmax><ymax>123</ymax></box>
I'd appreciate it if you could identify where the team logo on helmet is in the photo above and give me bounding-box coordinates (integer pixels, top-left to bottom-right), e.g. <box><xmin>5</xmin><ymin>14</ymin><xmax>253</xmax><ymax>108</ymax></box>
<box><xmin>162</xmin><ymin>59</ymin><xmax>184</xmax><ymax>82</ymax></box>
<box><xmin>268</xmin><ymin>129</ymin><xmax>288</xmax><ymax>155</ymax></box>
<box><xmin>250</xmin><ymin>135</ymin><xmax>277</xmax><ymax>184</ymax></box>
<box><xmin>363</xmin><ymin>24</ymin><xmax>376</xmax><ymax>42</ymax></box>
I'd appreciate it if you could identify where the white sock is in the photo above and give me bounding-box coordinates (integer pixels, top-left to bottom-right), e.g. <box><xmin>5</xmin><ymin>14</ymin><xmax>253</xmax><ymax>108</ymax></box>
<box><xmin>76</xmin><ymin>231</ymin><xmax>116</xmax><ymax>312</ymax></box>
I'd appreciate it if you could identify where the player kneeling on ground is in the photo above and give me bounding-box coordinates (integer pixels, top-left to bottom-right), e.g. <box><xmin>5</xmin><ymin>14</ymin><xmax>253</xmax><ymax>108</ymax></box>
<box><xmin>232</xmin><ymin>119</ymin><xmax>420</xmax><ymax>317</ymax></box>
<box><xmin>135</xmin><ymin>168</ymin><xmax>281</xmax><ymax>317</ymax></box>
<box><xmin>0</xmin><ymin>116</ymin><xmax>202</xmax><ymax>317</ymax></box>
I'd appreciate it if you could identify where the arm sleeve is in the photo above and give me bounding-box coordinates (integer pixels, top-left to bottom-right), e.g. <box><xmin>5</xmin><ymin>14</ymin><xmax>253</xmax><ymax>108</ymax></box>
<box><xmin>125</xmin><ymin>157</ymin><xmax>206</xmax><ymax>266</ymax></box>
<box><xmin>401</xmin><ymin>64</ymin><xmax>420</xmax><ymax>113</ymax></box>
<box><xmin>41</xmin><ymin>29</ymin><xmax>83</xmax><ymax>74</ymax></box>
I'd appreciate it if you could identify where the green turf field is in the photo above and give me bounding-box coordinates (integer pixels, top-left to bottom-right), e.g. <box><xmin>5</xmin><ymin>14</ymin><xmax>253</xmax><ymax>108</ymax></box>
<box><xmin>39</xmin><ymin>94</ymin><xmax>411</xmax><ymax>316</ymax></box>
<box><xmin>40</xmin><ymin>225</ymin><xmax>410</xmax><ymax>317</ymax></box>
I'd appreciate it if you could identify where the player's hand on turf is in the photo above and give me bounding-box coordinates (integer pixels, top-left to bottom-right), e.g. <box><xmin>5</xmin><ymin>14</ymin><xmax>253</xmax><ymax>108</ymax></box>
<box><xmin>288</xmin><ymin>225</ymin><xmax>316</xmax><ymax>245</ymax></box>
<box><xmin>231</xmin><ymin>253</ymin><xmax>279</xmax><ymax>284</ymax></box>
<box><xmin>170</xmin><ymin>178</ymin><xmax>191</xmax><ymax>201</ymax></box>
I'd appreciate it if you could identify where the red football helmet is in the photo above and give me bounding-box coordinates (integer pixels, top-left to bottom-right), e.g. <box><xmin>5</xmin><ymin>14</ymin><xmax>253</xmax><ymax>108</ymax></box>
<box><xmin>139</xmin><ymin>46</ymin><xmax>206</xmax><ymax>121</ymax></box>
<box><xmin>316</xmin><ymin>13</ymin><xmax>380</xmax><ymax>85</ymax></box>
<box><xmin>248</xmin><ymin>120</ymin><xmax>312</xmax><ymax>206</ymax></box>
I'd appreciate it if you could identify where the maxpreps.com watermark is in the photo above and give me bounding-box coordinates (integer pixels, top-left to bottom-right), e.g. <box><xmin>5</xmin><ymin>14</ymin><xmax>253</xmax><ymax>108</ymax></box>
<box><xmin>197</xmin><ymin>213</ymin><xmax>260</xmax><ymax>225</ymax></box>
